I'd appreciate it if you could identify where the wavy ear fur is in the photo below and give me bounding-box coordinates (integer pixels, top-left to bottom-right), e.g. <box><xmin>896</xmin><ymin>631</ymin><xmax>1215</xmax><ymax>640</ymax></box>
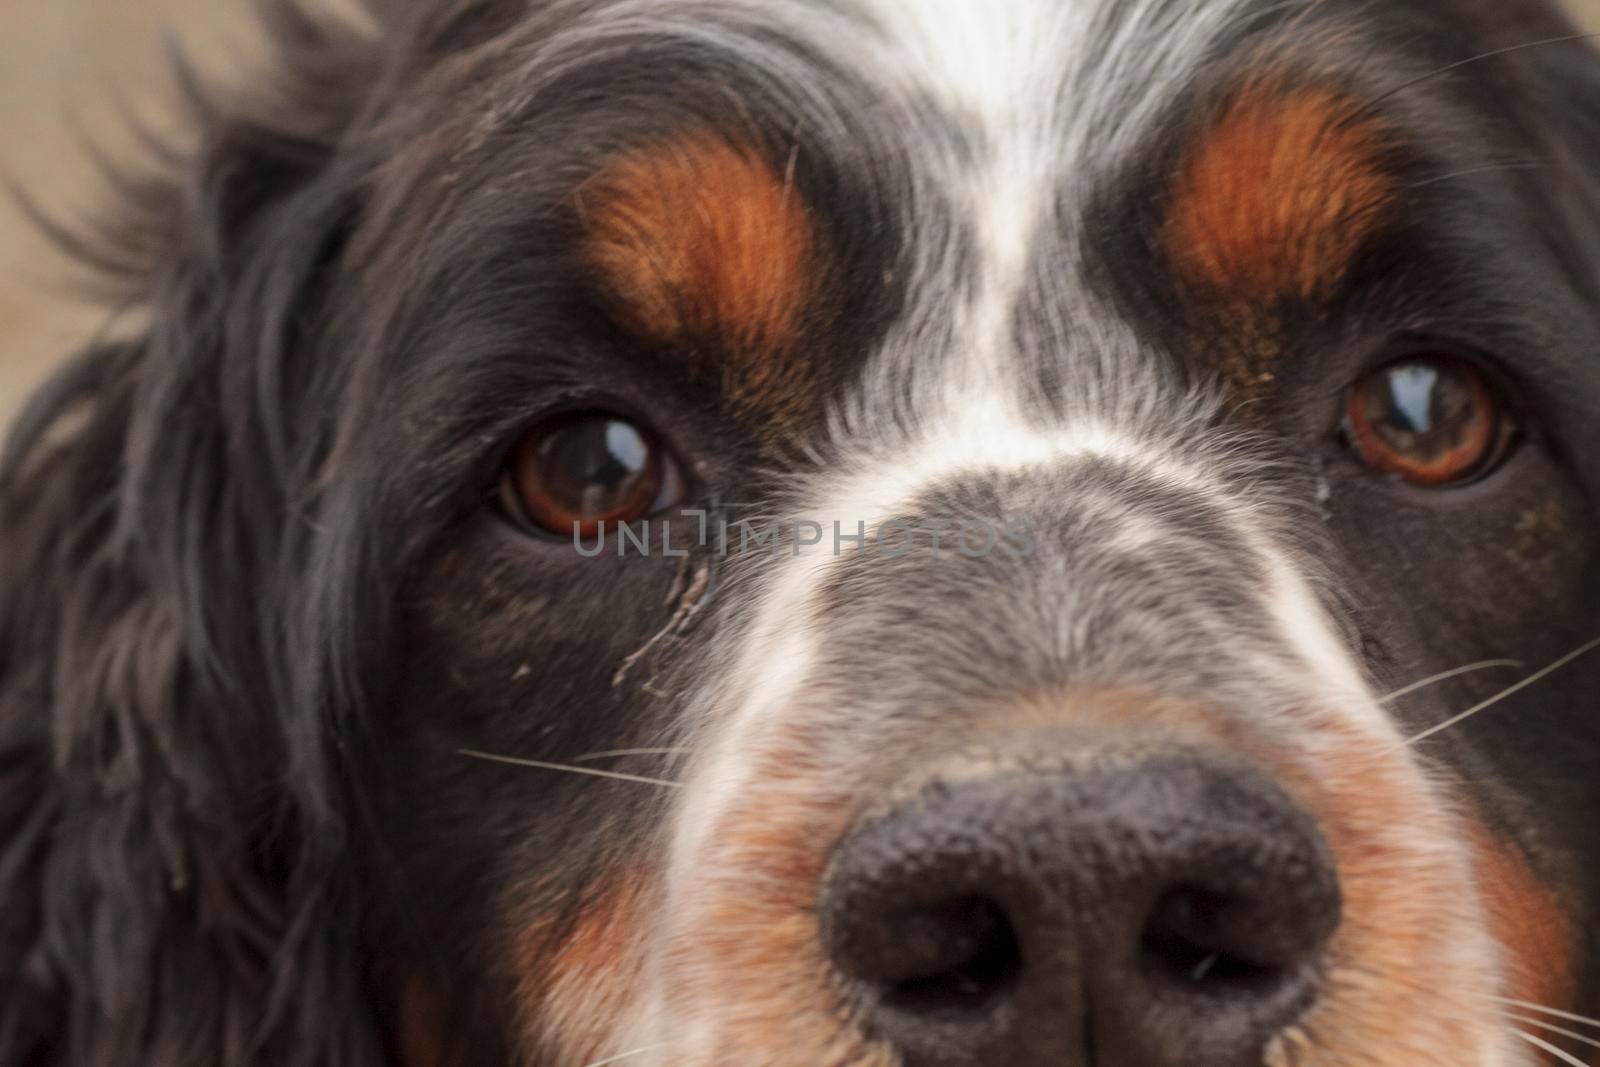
<box><xmin>0</xmin><ymin>3</ymin><xmax>411</xmax><ymax>1062</ymax></box>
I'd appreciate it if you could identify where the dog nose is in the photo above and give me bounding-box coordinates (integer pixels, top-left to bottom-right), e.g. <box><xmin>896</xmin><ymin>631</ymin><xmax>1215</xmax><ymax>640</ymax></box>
<box><xmin>819</xmin><ymin>755</ymin><xmax>1341</xmax><ymax>1067</ymax></box>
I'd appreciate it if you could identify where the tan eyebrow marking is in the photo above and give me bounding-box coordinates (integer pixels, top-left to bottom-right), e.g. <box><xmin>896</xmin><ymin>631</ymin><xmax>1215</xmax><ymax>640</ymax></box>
<box><xmin>1165</xmin><ymin>82</ymin><xmax>1395</xmax><ymax>302</ymax></box>
<box><xmin>582</xmin><ymin>131</ymin><xmax>819</xmax><ymax>354</ymax></box>
<box><xmin>580</xmin><ymin>130</ymin><xmax>828</xmax><ymax>432</ymax></box>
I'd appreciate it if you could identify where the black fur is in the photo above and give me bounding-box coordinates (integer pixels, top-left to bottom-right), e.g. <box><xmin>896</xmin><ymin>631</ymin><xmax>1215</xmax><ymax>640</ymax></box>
<box><xmin>1</xmin><ymin>4</ymin><xmax>397</xmax><ymax>1061</ymax></box>
<box><xmin>0</xmin><ymin>2</ymin><xmax>898</xmax><ymax>1061</ymax></box>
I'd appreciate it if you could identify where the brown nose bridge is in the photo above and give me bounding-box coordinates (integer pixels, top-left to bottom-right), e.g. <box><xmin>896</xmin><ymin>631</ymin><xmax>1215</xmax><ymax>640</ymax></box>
<box><xmin>818</xmin><ymin>750</ymin><xmax>1342</xmax><ymax>1066</ymax></box>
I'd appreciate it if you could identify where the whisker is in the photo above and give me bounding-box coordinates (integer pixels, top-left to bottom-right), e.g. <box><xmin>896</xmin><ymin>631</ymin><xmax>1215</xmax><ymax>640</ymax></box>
<box><xmin>1495</xmin><ymin>997</ymin><xmax>1600</xmax><ymax>1032</ymax></box>
<box><xmin>1362</xmin><ymin>33</ymin><xmax>1600</xmax><ymax>115</ymax></box>
<box><xmin>1379</xmin><ymin>658</ymin><xmax>1523</xmax><ymax>703</ymax></box>
<box><xmin>1509</xmin><ymin>1016</ymin><xmax>1600</xmax><ymax>1051</ymax></box>
<box><xmin>1407</xmin><ymin>636</ymin><xmax>1600</xmax><ymax>744</ymax></box>
<box><xmin>1406</xmin><ymin>161</ymin><xmax>1553</xmax><ymax>190</ymax></box>
<box><xmin>458</xmin><ymin>749</ymin><xmax>682</xmax><ymax>790</ymax></box>
<box><xmin>575</xmin><ymin>747</ymin><xmax>690</xmax><ymax>763</ymax></box>
<box><xmin>1513</xmin><ymin>1030</ymin><xmax>1587</xmax><ymax>1066</ymax></box>
<box><xmin>583</xmin><ymin>1044</ymin><xmax>671</xmax><ymax>1067</ymax></box>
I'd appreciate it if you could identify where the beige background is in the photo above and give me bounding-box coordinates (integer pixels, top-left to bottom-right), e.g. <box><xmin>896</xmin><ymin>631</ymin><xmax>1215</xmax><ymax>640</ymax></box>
<box><xmin>3</xmin><ymin>2</ymin><xmax>1600</xmax><ymax>427</ymax></box>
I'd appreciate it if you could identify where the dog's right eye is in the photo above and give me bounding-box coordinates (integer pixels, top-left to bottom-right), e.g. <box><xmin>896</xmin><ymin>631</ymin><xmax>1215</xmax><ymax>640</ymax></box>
<box><xmin>500</xmin><ymin>412</ymin><xmax>686</xmax><ymax>538</ymax></box>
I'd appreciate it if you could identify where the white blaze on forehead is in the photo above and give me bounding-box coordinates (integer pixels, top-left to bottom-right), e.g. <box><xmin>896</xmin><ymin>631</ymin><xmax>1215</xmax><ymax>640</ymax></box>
<box><xmin>857</xmin><ymin>0</ymin><xmax>1082</xmax><ymax>377</ymax></box>
<box><xmin>862</xmin><ymin>0</ymin><xmax>1077</xmax><ymax>246</ymax></box>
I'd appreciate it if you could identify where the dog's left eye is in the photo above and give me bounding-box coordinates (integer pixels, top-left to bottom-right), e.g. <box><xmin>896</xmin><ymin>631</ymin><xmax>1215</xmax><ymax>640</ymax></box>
<box><xmin>1345</xmin><ymin>356</ymin><xmax>1511</xmax><ymax>487</ymax></box>
<box><xmin>501</xmin><ymin>412</ymin><xmax>686</xmax><ymax>537</ymax></box>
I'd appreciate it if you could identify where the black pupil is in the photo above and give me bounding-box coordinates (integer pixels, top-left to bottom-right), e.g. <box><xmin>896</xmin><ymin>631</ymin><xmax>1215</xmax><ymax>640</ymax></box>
<box><xmin>538</xmin><ymin>417</ymin><xmax>657</xmax><ymax>519</ymax></box>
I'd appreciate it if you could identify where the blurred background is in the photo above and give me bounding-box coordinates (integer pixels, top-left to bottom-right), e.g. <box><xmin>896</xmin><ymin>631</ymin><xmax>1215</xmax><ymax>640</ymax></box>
<box><xmin>3</xmin><ymin>1</ymin><xmax>1600</xmax><ymax>427</ymax></box>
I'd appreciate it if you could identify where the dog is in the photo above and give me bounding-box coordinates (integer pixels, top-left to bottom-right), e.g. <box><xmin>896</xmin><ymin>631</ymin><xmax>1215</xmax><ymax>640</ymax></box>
<box><xmin>3</xmin><ymin>0</ymin><xmax>1600</xmax><ymax>1063</ymax></box>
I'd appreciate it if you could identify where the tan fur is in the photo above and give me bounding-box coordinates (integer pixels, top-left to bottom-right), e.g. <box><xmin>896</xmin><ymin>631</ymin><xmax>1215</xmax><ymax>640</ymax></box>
<box><xmin>1470</xmin><ymin>823</ymin><xmax>1577</xmax><ymax>1016</ymax></box>
<box><xmin>1165</xmin><ymin>82</ymin><xmax>1395</xmax><ymax>302</ymax></box>
<box><xmin>510</xmin><ymin>875</ymin><xmax>650</xmax><ymax>1064</ymax></box>
<box><xmin>656</xmin><ymin>751</ymin><xmax>894</xmax><ymax>1065</ymax></box>
<box><xmin>582</xmin><ymin>131</ymin><xmax>825</xmax><ymax>425</ymax></box>
<box><xmin>1269</xmin><ymin>722</ymin><xmax>1513</xmax><ymax>1066</ymax></box>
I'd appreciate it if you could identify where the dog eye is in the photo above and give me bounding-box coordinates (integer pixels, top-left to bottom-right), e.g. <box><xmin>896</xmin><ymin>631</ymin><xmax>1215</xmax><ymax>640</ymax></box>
<box><xmin>502</xmin><ymin>413</ymin><xmax>686</xmax><ymax>537</ymax></box>
<box><xmin>1345</xmin><ymin>356</ymin><xmax>1509</xmax><ymax>487</ymax></box>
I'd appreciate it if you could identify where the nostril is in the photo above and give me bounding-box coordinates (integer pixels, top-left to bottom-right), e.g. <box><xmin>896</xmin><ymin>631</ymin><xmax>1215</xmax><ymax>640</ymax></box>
<box><xmin>1140</xmin><ymin>887</ymin><xmax>1289</xmax><ymax>992</ymax></box>
<box><xmin>1118</xmin><ymin>874</ymin><xmax>1335</xmax><ymax>1067</ymax></box>
<box><xmin>879</xmin><ymin>897</ymin><xmax>1023</xmax><ymax>1018</ymax></box>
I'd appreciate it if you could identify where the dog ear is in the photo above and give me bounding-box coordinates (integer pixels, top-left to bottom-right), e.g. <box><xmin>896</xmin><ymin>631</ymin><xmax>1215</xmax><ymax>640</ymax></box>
<box><xmin>0</xmin><ymin>4</ymin><xmax>409</xmax><ymax>1063</ymax></box>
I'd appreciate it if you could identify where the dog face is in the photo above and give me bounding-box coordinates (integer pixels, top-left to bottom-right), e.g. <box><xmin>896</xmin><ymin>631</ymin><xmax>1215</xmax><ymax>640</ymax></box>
<box><xmin>4</xmin><ymin>1</ymin><xmax>1600</xmax><ymax>1065</ymax></box>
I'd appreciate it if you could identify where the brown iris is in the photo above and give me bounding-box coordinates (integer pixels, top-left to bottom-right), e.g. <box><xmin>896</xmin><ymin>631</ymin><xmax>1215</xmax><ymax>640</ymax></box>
<box><xmin>505</xmin><ymin>413</ymin><xmax>683</xmax><ymax>537</ymax></box>
<box><xmin>1346</xmin><ymin>357</ymin><xmax>1507</xmax><ymax>487</ymax></box>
